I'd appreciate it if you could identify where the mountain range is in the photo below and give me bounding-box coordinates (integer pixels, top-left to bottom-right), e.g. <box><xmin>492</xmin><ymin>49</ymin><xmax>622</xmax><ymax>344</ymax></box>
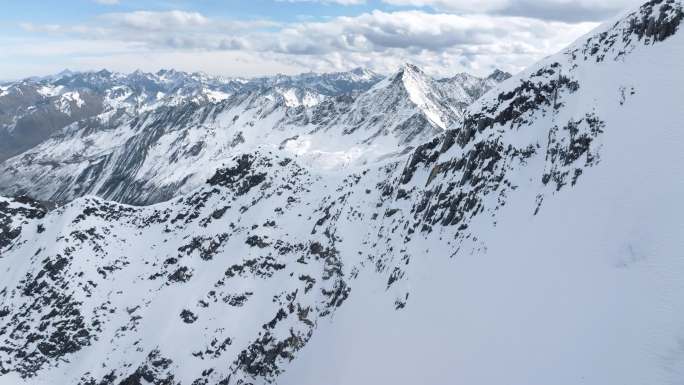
<box><xmin>1</xmin><ymin>0</ymin><xmax>684</xmax><ymax>384</ymax></box>
<box><xmin>0</xmin><ymin>65</ymin><xmax>507</xmax><ymax>205</ymax></box>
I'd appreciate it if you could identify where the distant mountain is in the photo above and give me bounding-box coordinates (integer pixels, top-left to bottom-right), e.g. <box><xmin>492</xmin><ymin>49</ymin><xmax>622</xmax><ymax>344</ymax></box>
<box><xmin>0</xmin><ymin>65</ymin><xmax>506</xmax><ymax>205</ymax></box>
<box><xmin>0</xmin><ymin>68</ymin><xmax>383</xmax><ymax>164</ymax></box>
<box><xmin>245</xmin><ymin>67</ymin><xmax>383</xmax><ymax>98</ymax></box>
<box><xmin>437</xmin><ymin>68</ymin><xmax>512</xmax><ymax>105</ymax></box>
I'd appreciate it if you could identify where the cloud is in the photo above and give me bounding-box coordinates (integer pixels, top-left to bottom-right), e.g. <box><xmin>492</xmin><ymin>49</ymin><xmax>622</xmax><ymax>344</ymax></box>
<box><xmin>19</xmin><ymin>11</ymin><xmax>280</xmax><ymax>50</ymax></box>
<box><xmin>235</xmin><ymin>10</ymin><xmax>597</xmax><ymax>73</ymax></box>
<box><xmin>15</xmin><ymin>8</ymin><xmax>598</xmax><ymax>78</ymax></box>
<box><xmin>381</xmin><ymin>0</ymin><xmax>643</xmax><ymax>22</ymax></box>
<box><xmin>20</xmin><ymin>23</ymin><xmax>109</xmax><ymax>38</ymax></box>
<box><xmin>94</xmin><ymin>0</ymin><xmax>120</xmax><ymax>4</ymax></box>
<box><xmin>103</xmin><ymin>10</ymin><xmax>210</xmax><ymax>30</ymax></box>
<box><xmin>268</xmin><ymin>11</ymin><xmax>541</xmax><ymax>52</ymax></box>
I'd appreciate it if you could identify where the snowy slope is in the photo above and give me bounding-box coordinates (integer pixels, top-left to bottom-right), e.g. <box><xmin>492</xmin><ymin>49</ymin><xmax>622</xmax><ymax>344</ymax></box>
<box><xmin>279</xmin><ymin>2</ymin><xmax>684</xmax><ymax>384</ymax></box>
<box><xmin>1</xmin><ymin>1</ymin><xmax>684</xmax><ymax>384</ymax></box>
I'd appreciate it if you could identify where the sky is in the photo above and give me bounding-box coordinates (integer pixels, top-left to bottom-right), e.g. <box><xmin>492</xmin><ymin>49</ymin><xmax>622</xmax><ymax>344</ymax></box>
<box><xmin>0</xmin><ymin>0</ymin><xmax>645</xmax><ymax>80</ymax></box>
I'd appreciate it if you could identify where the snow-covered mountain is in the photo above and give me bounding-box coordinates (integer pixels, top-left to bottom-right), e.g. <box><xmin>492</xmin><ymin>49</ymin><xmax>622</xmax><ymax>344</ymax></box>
<box><xmin>0</xmin><ymin>65</ymin><xmax>505</xmax><ymax>205</ymax></box>
<box><xmin>0</xmin><ymin>68</ymin><xmax>384</xmax><ymax>164</ymax></box>
<box><xmin>245</xmin><ymin>67</ymin><xmax>382</xmax><ymax>99</ymax></box>
<box><xmin>437</xmin><ymin>68</ymin><xmax>511</xmax><ymax>109</ymax></box>
<box><xmin>2</xmin><ymin>0</ymin><xmax>684</xmax><ymax>384</ymax></box>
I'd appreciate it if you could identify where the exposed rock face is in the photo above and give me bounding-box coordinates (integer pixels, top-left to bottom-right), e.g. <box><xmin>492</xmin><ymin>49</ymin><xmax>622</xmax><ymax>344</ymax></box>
<box><xmin>0</xmin><ymin>196</ymin><xmax>48</xmax><ymax>250</ymax></box>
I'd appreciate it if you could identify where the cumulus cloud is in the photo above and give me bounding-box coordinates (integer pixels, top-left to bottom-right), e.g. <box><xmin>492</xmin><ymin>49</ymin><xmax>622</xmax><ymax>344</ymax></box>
<box><xmin>214</xmin><ymin>10</ymin><xmax>597</xmax><ymax>74</ymax></box>
<box><xmin>19</xmin><ymin>11</ymin><xmax>280</xmax><ymax>50</ymax></box>
<box><xmin>262</xmin><ymin>11</ymin><xmax>575</xmax><ymax>53</ymax></box>
<box><xmin>382</xmin><ymin>0</ymin><xmax>643</xmax><ymax>22</ymax></box>
<box><xmin>272</xmin><ymin>0</ymin><xmax>641</xmax><ymax>21</ymax></box>
<box><xmin>102</xmin><ymin>11</ymin><xmax>210</xmax><ymax>30</ymax></box>
<box><xmin>15</xmin><ymin>8</ymin><xmax>599</xmax><ymax>78</ymax></box>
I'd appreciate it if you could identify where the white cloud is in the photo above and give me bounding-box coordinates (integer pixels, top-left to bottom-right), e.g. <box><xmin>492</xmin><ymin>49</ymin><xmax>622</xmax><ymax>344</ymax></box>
<box><xmin>103</xmin><ymin>10</ymin><xmax>210</xmax><ymax>30</ymax></box>
<box><xmin>14</xmin><ymin>8</ymin><xmax>600</xmax><ymax>78</ymax></box>
<box><xmin>231</xmin><ymin>10</ymin><xmax>597</xmax><ymax>75</ymax></box>
<box><xmin>382</xmin><ymin>0</ymin><xmax>644</xmax><ymax>22</ymax></box>
<box><xmin>275</xmin><ymin>0</ymin><xmax>641</xmax><ymax>19</ymax></box>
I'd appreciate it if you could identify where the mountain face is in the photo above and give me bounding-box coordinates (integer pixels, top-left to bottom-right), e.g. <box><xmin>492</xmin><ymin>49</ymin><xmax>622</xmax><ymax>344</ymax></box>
<box><xmin>0</xmin><ymin>66</ymin><xmax>506</xmax><ymax>206</ymax></box>
<box><xmin>2</xmin><ymin>1</ymin><xmax>684</xmax><ymax>385</ymax></box>
<box><xmin>340</xmin><ymin>64</ymin><xmax>461</xmax><ymax>144</ymax></box>
<box><xmin>0</xmin><ymin>81</ymin><xmax>103</xmax><ymax>163</ymax></box>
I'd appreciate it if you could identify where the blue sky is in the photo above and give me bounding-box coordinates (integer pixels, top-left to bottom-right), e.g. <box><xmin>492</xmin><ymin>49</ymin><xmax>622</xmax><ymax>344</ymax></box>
<box><xmin>1</xmin><ymin>0</ymin><xmax>405</xmax><ymax>23</ymax></box>
<box><xmin>0</xmin><ymin>0</ymin><xmax>644</xmax><ymax>80</ymax></box>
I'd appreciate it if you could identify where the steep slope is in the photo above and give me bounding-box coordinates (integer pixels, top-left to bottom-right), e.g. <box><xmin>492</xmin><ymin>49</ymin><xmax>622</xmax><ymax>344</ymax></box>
<box><xmin>280</xmin><ymin>2</ymin><xmax>684</xmax><ymax>384</ymax></box>
<box><xmin>2</xmin><ymin>1</ymin><xmax>684</xmax><ymax>384</ymax></box>
<box><xmin>0</xmin><ymin>65</ymin><xmax>501</xmax><ymax>206</ymax></box>
<box><xmin>336</xmin><ymin>64</ymin><xmax>463</xmax><ymax>145</ymax></box>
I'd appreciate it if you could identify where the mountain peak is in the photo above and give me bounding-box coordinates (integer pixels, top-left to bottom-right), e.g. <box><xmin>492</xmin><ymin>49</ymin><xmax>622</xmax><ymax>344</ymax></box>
<box><xmin>156</xmin><ymin>68</ymin><xmax>177</xmax><ymax>76</ymax></box>
<box><xmin>397</xmin><ymin>63</ymin><xmax>423</xmax><ymax>75</ymax></box>
<box><xmin>487</xmin><ymin>68</ymin><xmax>511</xmax><ymax>82</ymax></box>
<box><xmin>95</xmin><ymin>69</ymin><xmax>113</xmax><ymax>78</ymax></box>
<box><xmin>349</xmin><ymin>67</ymin><xmax>369</xmax><ymax>75</ymax></box>
<box><xmin>57</xmin><ymin>69</ymin><xmax>75</xmax><ymax>77</ymax></box>
<box><xmin>130</xmin><ymin>69</ymin><xmax>146</xmax><ymax>77</ymax></box>
<box><xmin>388</xmin><ymin>63</ymin><xmax>427</xmax><ymax>86</ymax></box>
<box><xmin>347</xmin><ymin>67</ymin><xmax>380</xmax><ymax>81</ymax></box>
